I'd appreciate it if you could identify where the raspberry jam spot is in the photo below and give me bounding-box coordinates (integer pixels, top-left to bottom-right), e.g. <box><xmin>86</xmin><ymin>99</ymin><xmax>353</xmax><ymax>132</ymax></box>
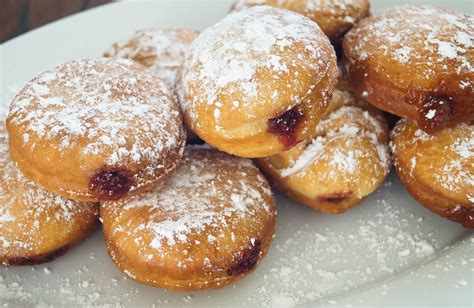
<box><xmin>319</xmin><ymin>191</ymin><xmax>353</xmax><ymax>203</ymax></box>
<box><xmin>227</xmin><ymin>239</ymin><xmax>261</xmax><ymax>276</ymax></box>
<box><xmin>444</xmin><ymin>205</ymin><xmax>474</xmax><ymax>228</ymax></box>
<box><xmin>268</xmin><ymin>106</ymin><xmax>305</xmax><ymax>148</ymax></box>
<box><xmin>89</xmin><ymin>168</ymin><xmax>132</xmax><ymax>201</ymax></box>
<box><xmin>8</xmin><ymin>246</ymin><xmax>68</xmax><ymax>266</ymax></box>
<box><xmin>419</xmin><ymin>95</ymin><xmax>452</xmax><ymax>132</ymax></box>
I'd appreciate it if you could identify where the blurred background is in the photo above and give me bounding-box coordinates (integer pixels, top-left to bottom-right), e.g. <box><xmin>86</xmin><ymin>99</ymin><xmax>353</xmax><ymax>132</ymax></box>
<box><xmin>1</xmin><ymin>0</ymin><xmax>113</xmax><ymax>43</ymax></box>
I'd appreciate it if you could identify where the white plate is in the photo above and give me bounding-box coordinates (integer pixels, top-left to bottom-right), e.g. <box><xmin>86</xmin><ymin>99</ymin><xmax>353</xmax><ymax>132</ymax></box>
<box><xmin>0</xmin><ymin>1</ymin><xmax>472</xmax><ymax>306</ymax></box>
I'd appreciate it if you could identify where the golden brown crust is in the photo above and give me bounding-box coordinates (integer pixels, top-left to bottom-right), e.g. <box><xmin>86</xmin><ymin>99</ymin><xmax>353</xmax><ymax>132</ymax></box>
<box><xmin>392</xmin><ymin>119</ymin><xmax>474</xmax><ymax>227</ymax></box>
<box><xmin>343</xmin><ymin>5</ymin><xmax>474</xmax><ymax>132</ymax></box>
<box><xmin>0</xmin><ymin>128</ymin><xmax>99</xmax><ymax>265</ymax></box>
<box><xmin>7</xmin><ymin>58</ymin><xmax>185</xmax><ymax>202</ymax></box>
<box><xmin>255</xmin><ymin>87</ymin><xmax>391</xmax><ymax>213</ymax></box>
<box><xmin>231</xmin><ymin>0</ymin><xmax>370</xmax><ymax>44</ymax></box>
<box><xmin>100</xmin><ymin>147</ymin><xmax>276</xmax><ymax>290</ymax></box>
<box><xmin>177</xmin><ymin>6</ymin><xmax>338</xmax><ymax>158</ymax></box>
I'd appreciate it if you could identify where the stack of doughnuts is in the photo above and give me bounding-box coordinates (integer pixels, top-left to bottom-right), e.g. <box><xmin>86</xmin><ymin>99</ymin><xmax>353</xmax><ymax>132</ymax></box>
<box><xmin>343</xmin><ymin>5</ymin><xmax>473</xmax><ymax>227</ymax></box>
<box><xmin>1</xmin><ymin>0</ymin><xmax>472</xmax><ymax>293</ymax></box>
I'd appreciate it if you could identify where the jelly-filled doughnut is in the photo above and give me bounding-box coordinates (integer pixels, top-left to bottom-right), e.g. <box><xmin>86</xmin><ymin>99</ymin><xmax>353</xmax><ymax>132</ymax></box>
<box><xmin>7</xmin><ymin>58</ymin><xmax>185</xmax><ymax>202</ymax></box>
<box><xmin>104</xmin><ymin>28</ymin><xmax>199</xmax><ymax>88</ymax></box>
<box><xmin>104</xmin><ymin>28</ymin><xmax>201</xmax><ymax>144</ymax></box>
<box><xmin>177</xmin><ymin>6</ymin><xmax>338</xmax><ymax>158</ymax></box>
<box><xmin>0</xmin><ymin>124</ymin><xmax>98</xmax><ymax>265</ymax></box>
<box><xmin>344</xmin><ymin>5</ymin><xmax>474</xmax><ymax>133</ymax></box>
<box><xmin>100</xmin><ymin>147</ymin><xmax>276</xmax><ymax>290</ymax></box>
<box><xmin>231</xmin><ymin>0</ymin><xmax>370</xmax><ymax>44</ymax></box>
<box><xmin>255</xmin><ymin>87</ymin><xmax>391</xmax><ymax>213</ymax></box>
<box><xmin>392</xmin><ymin>119</ymin><xmax>473</xmax><ymax>228</ymax></box>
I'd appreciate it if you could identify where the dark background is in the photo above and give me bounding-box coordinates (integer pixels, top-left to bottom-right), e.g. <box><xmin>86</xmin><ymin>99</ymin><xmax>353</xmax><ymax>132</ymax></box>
<box><xmin>1</xmin><ymin>0</ymin><xmax>113</xmax><ymax>43</ymax></box>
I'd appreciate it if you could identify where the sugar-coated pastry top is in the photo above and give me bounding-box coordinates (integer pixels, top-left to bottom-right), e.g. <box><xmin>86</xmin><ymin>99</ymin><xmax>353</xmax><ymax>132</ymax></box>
<box><xmin>0</xmin><ymin>125</ymin><xmax>98</xmax><ymax>256</ymax></box>
<box><xmin>8</xmin><ymin>58</ymin><xmax>182</xmax><ymax>167</ymax></box>
<box><xmin>232</xmin><ymin>0</ymin><xmax>370</xmax><ymax>42</ymax></box>
<box><xmin>391</xmin><ymin>120</ymin><xmax>474</xmax><ymax>204</ymax></box>
<box><xmin>177</xmin><ymin>6</ymin><xmax>336</xmax><ymax>136</ymax></box>
<box><xmin>344</xmin><ymin>5</ymin><xmax>473</xmax><ymax>89</ymax></box>
<box><xmin>7</xmin><ymin>58</ymin><xmax>185</xmax><ymax>200</ymax></box>
<box><xmin>101</xmin><ymin>146</ymin><xmax>275</xmax><ymax>257</ymax></box>
<box><xmin>278</xmin><ymin>91</ymin><xmax>390</xmax><ymax>180</ymax></box>
<box><xmin>104</xmin><ymin>28</ymin><xmax>199</xmax><ymax>86</ymax></box>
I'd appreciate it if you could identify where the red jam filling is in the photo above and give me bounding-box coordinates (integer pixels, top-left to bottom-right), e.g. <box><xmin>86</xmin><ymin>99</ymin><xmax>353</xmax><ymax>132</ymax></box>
<box><xmin>227</xmin><ymin>239</ymin><xmax>261</xmax><ymax>276</ymax></box>
<box><xmin>419</xmin><ymin>95</ymin><xmax>452</xmax><ymax>132</ymax></box>
<box><xmin>8</xmin><ymin>245</ymin><xmax>68</xmax><ymax>266</ymax></box>
<box><xmin>268</xmin><ymin>106</ymin><xmax>305</xmax><ymax>148</ymax></box>
<box><xmin>89</xmin><ymin>168</ymin><xmax>132</xmax><ymax>201</ymax></box>
<box><xmin>444</xmin><ymin>205</ymin><xmax>474</xmax><ymax>228</ymax></box>
<box><xmin>319</xmin><ymin>191</ymin><xmax>353</xmax><ymax>203</ymax></box>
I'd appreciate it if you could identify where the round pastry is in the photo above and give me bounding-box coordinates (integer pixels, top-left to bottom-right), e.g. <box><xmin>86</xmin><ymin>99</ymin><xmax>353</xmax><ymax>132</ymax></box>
<box><xmin>391</xmin><ymin>119</ymin><xmax>473</xmax><ymax>228</ymax></box>
<box><xmin>7</xmin><ymin>58</ymin><xmax>185</xmax><ymax>202</ymax></box>
<box><xmin>255</xmin><ymin>87</ymin><xmax>391</xmax><ymax>213</ymax></box>
<box><xmin>100</xmin><ymin>147</ymin><xmax>276</xmax><ymax>290</ymax></box>
<box><xmin>104</xmin><ymin>28</ymin><xmax>201</xmax><ymax>144</ymax></box>
<box><xmin>104</xmin><ymin>28</ymin><xmax>199</xmax><ymax>88</ymax></box>
<box><xmin>231</xmin><ymin>0</ymin><xmax>370</xmax><ymax>44</ymax></box>
<box><xmin>177</xmin><ymin>6</ymin><xmax>338</xmax><ymax>158</ymax></box>
<box><xmin>0</xmin><ymin>123</ymin><xmax>99</xmax><ymax>265</ymax></box>
<box><xmin>343</xmin><ymin>5</ymin><xmax>474</xmax><ymax>133</ymax></box>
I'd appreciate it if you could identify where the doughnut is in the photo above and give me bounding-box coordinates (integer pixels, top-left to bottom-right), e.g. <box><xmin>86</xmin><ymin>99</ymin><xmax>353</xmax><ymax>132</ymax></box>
<box><xmin>255</xmin><ymin>87</ymin><xmax>391</xmax><ymax>213</ymax></box>
<box><xmin>104</xmin><ymin>28</ymin><xmax>201</xmax><ymax>144</ymax></box>
<box><xmin>391</xmin><ymin>119</ymin><xmax>473</xmax><ymax>228</ymax></box>
<box><xmin>104</xmin><ymin>28</ymin><xmax>199</xmax><ymax>88</ymax></box>
<box><xmin>0</xmin><ymin>123</ymin><xmax>98</xmax><ymax>265</ymax></box>
<box><xmin>7</xmin><ymin>58</ymin><xmax>185</xmax><ymax>202</ymax></box>
<box><xmin>343</xmin><ymin>5</ymin><xmax>474</xmax><ymax>133</ymax></box>
<box><xmin>177</xmin><ymin>6</ymin><xmax>338</xmax><ymax>158</ymax></box>
<box><xmin>231</xmin><ymin>0</ymin><xmax>370</xmax><ymax>44</ymax></box>
<box><xmin>100</xmin><ymin>147</ymin><xmax>276</xmax><ymax>290</ymax></box>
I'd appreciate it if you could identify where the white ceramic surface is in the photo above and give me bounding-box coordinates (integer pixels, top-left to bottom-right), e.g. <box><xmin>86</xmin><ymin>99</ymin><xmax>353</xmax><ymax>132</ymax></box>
<box><xmin>0</xmin><ymin>0</ymin><xmax>472</xmax><ymax>306</ymax></box>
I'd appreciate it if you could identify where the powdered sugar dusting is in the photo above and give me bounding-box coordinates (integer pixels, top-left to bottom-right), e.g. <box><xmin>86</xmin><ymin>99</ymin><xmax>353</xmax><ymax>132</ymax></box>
<box><xmin>280</xmin><ymin>103</ymin><xmax>390</xmax><ymax>182</ymax></box>
<box><xmin>393</xmin><ymin>120</ymin><xmax>473</xmax><ymax>201</ymax></box>
<box><xmin>102</xmin><ymin>148</ymin><xmax>274</xmax><ymax>256</ymax></box>
<box><xmin>232</xmin><ymin>0</ymin><xmax>369</xmax><ymax>37</ymax></box>
<box><xmin>0</xmin><ymin>131</ymin><xmax>98</xmax><ymax>254</ymax></box>
<box><xmin>177</xmin><ymin>6</ymin><xmax>334</xmax><ymax>128</ymax></box>
<box><xmin>7</xmin><ymin>58</ymin><xmax>185</xmax><ymax>193</ymax></box>
<box><xmin>104</xmin><ymin>29</ymin><xmax>199</xmax><ymax>87</ymax></box>
<box><xmin>346</xmin><ymin>5</ymin><xmax>473</xmax><ymax>82</ymax></box>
